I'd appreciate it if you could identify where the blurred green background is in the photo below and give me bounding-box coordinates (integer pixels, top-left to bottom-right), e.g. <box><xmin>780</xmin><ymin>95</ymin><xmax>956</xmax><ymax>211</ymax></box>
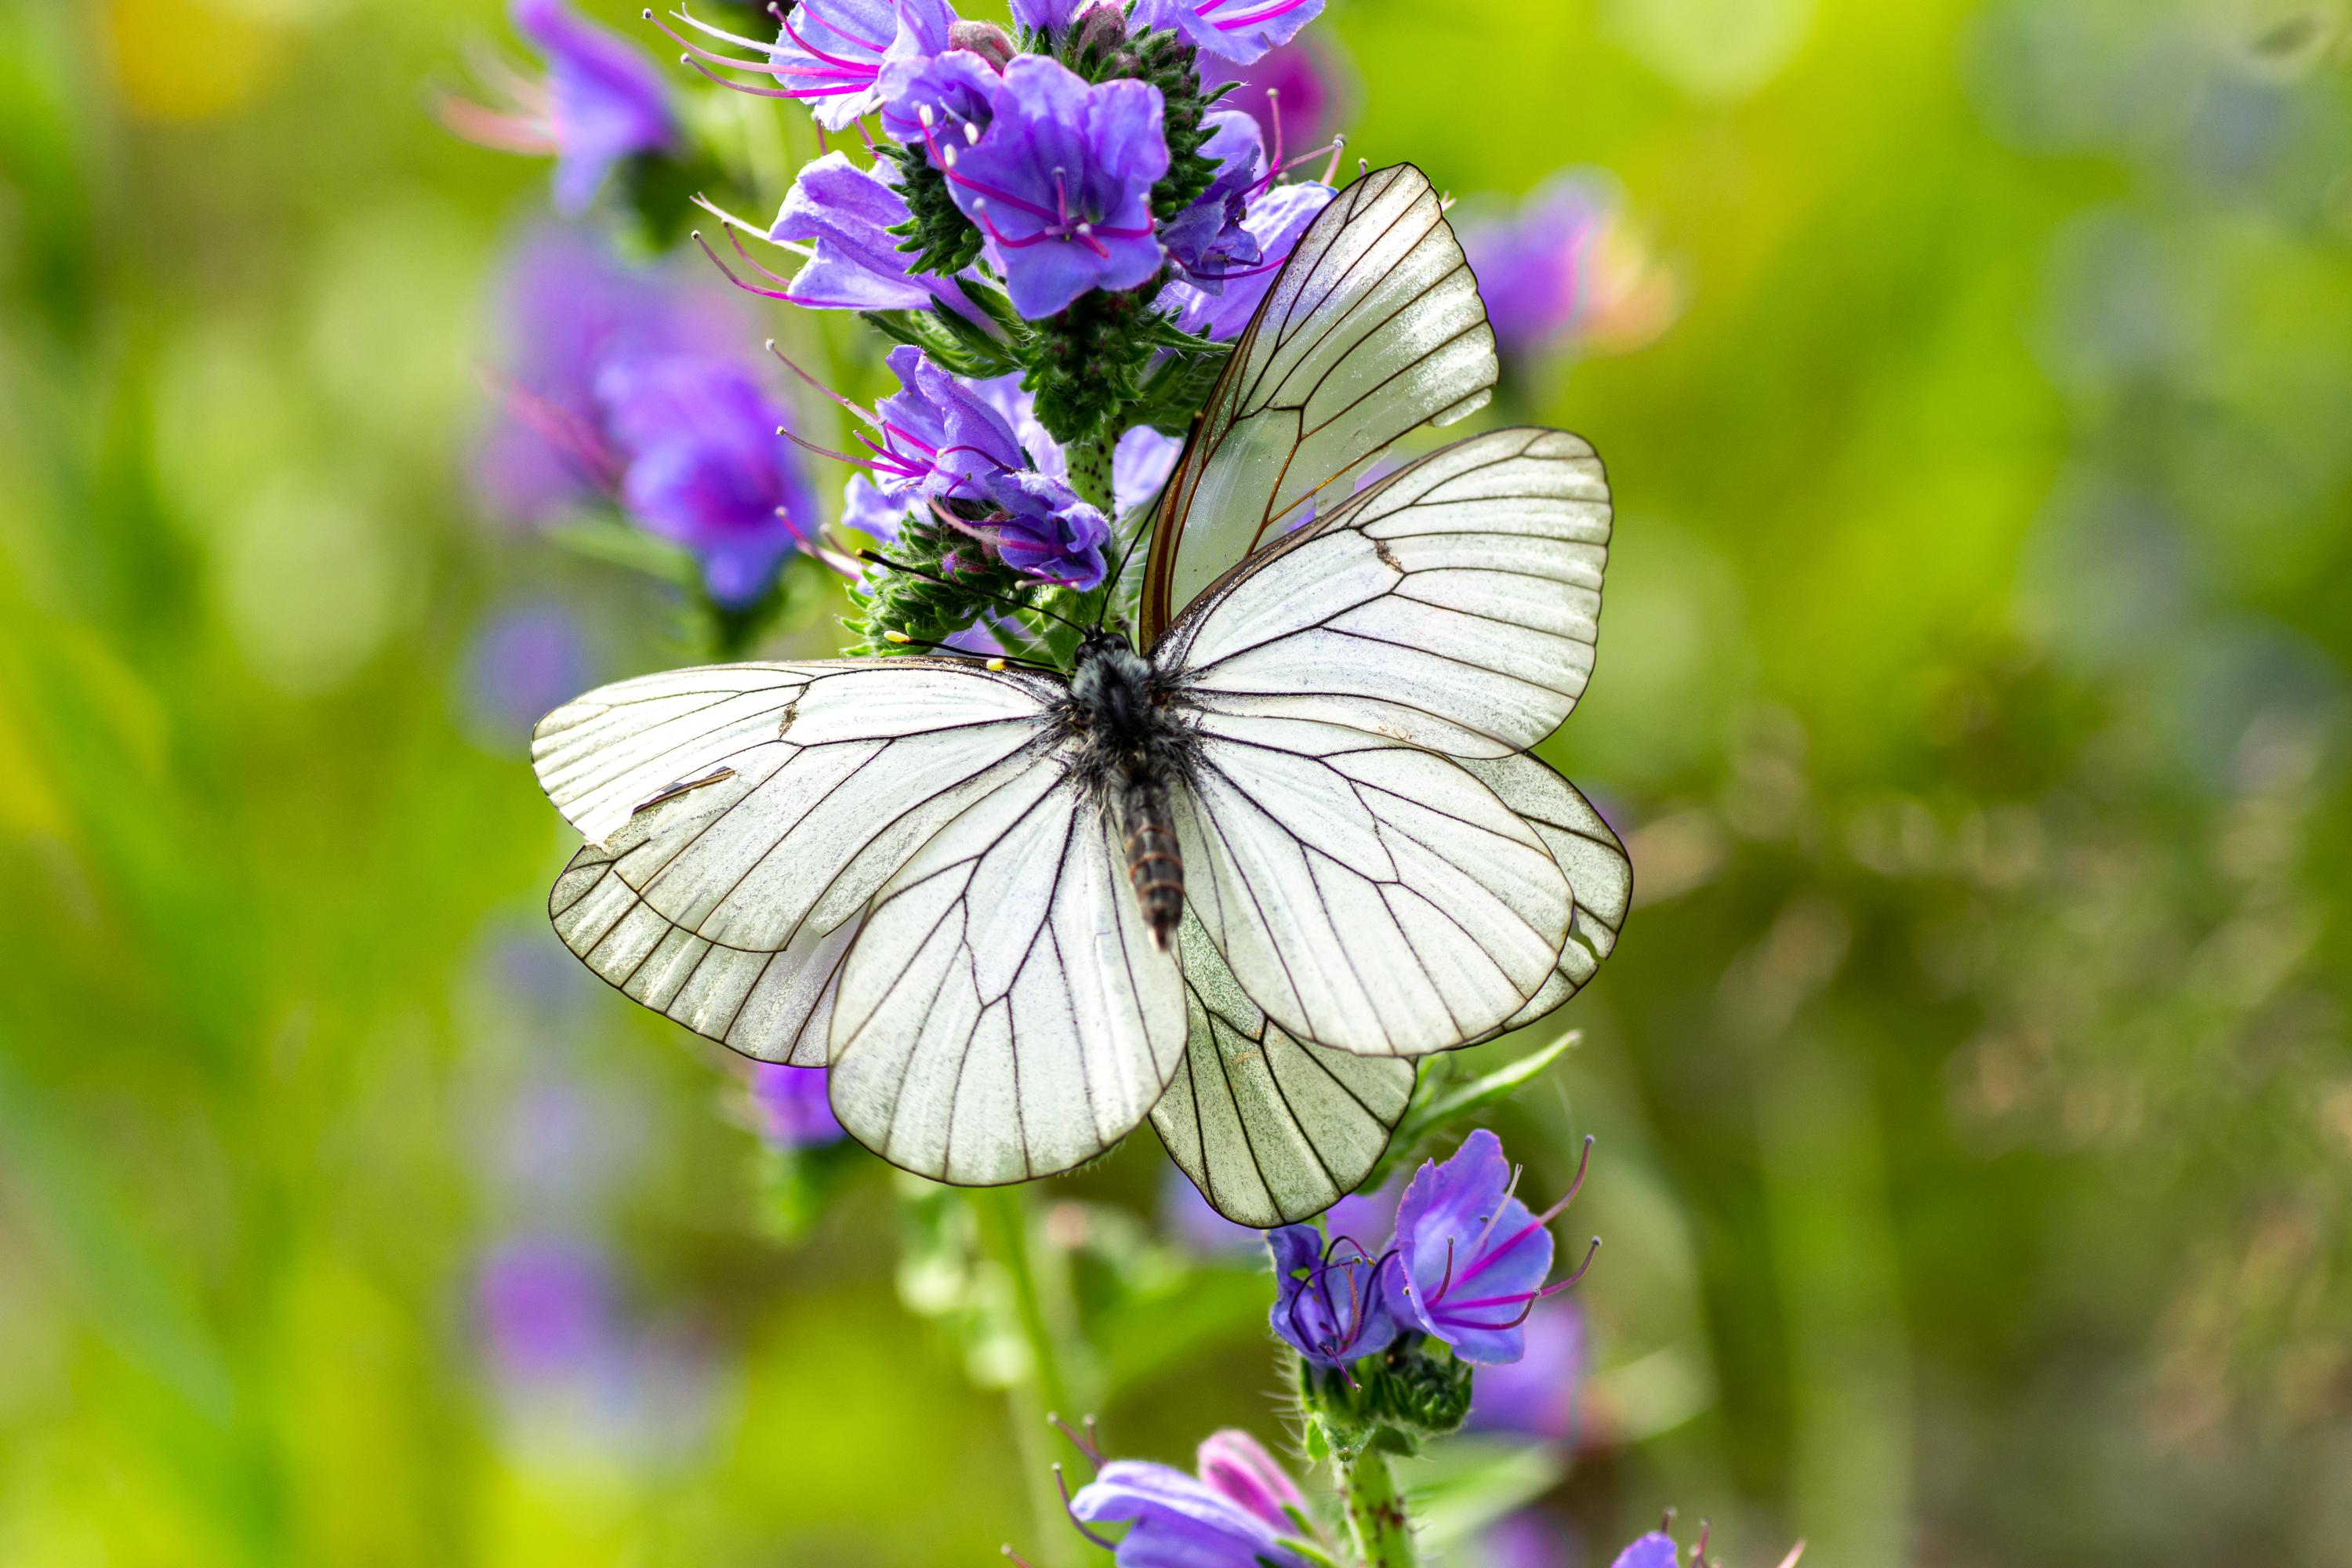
<box><xmin>4</xmin><ymin>0</ymin><xmax>2350</xmax><ymax>1563</ymax></box>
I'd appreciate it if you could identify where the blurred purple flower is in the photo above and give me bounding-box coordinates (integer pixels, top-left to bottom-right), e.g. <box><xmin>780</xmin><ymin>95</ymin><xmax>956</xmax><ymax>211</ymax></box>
<box><xmin>1610</xmin><ymin>1533</ymin><xmax>1682</xmax><ymax>1568</ymax></box>
<box><xmin>1161</xmin><ymin>180</ymin><xmax>1334</xmax><ymax>338</ymax></box>
<box><xmin>1210</xmin><ymin>37</ymin><xmax>1348</xmax><ymax>153</ymax></box>
<box><xmin>1069</xmin><ymin>1457</ymin><xmax>1312</xmax><ymax>1566</ymax></box>
<box><xmin>751</xmin><ymin>1064</ymin><xmax>847</xmax><ymax>1147</ymax></box>
<box><xmin>1193</xmin><ymin>1430</ymin><xmax>1306</xmax><ymax>1531</ymax></box>
<box><xmin>476</xmin><ymin>226</ymin><xmax>740</xmax><ymax>523</ymax></box>
<box><xmin>657</xmin><ymin>0</ymin><xmax>954</xmax><ymax>132</ymax></box>
<box><xmin>1160</xmin><ymin>1167</ymin><xmax>1264</xmax><ymax>1255</ymax></box>
<box><xmin>943</xmin><ymin>56</ymin><xmax>1168</xmax><ymax>317</ymax></box>
<box><xmin>1458</xmin><ymin>174</ymin><xmax>1676</xmax><ymax>361</ymax></box>
<box><xmin>503</xmin><ymin>0</ymin><xmax>678</xmax><ymax>212</ymax></box>
<box><xmin>1384</xmin><ymin>1130</ymin><xmax>1594</xmax><ymax>1365</ymax></box>
<box><xmin>477</xmin><ymin>1235</ymin><xmax>615</xmax><ymax>1383</ymax></box>
<box><xmin>1131</xmin><ymin>0</ymin><xmax>1323</xmax><ymax>64</ymax></box>
<box><xmin>1269</xmin><ymin>1222</ymin><xmax>1399</xmax><ymax>1367</ymax></box>
<box><xmin>1323</xmin><ymin>1180</ymin><xmax>1399</xmax><ymax>1250</ymax></box>
<box><xmin>1160</xmin><ymin>109</ymin><xmax>1267</xmax><ymax>281</ymax></box>
<box><xmin>461</xmin><ymin>601</ymin><xmax>592</xmax><ymax>742</ymax></box>
<box><xmin>594</xmin><ymin>356</ymin><xmax>820</xmax><ymax>605</ymax></box>
<box><xmin>1466</xmin><ymin>1299</ymin><xmax>1587</xmax><ymax>1440</ymax></box>
<box><xmin>1483</xmin><ymin>1511</ymin><xmax>1579</xmax><ymax>1568</ymax></box>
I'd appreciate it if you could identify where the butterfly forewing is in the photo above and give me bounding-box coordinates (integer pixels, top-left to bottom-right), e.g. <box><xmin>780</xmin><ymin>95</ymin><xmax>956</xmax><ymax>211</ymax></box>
<box><xmin>1139</xmin><ymin>163</ymin><xmax>1500</xmax><ymax>645</ymax></box>
<box><xmin>533</xmin><ymin>662</ymin><xmax>1058</xmax><ymax>1065</ymax></box>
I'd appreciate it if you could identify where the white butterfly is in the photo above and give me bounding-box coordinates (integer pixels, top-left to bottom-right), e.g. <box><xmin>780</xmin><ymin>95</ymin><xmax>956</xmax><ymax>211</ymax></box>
<box><xmin>532</xmin><ymin>165</ymin><xmax>1631</xmax><ymax>1226</ymax></box>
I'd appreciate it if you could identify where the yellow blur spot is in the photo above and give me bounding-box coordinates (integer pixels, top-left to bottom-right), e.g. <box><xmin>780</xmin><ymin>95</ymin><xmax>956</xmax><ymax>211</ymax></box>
<box><xmin>106</xmin><ymin>0</ymin><xmax>287</xmax><ymax>122</ymax></box>
<box><xmin>883</xmin><ymin>630</ymin><xmax>911</xmax><ymax>644</ymax></box>
<box><xmin>985</xmin><ymin>657</ymin><xmax>1007</xmax><ymax>671</ymax></box>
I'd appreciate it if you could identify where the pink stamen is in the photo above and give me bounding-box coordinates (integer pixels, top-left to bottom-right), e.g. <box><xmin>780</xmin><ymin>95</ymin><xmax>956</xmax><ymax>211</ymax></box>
<box><xmin>693</xmin><ymin>230</ymin><xmax>818</xmax><ymax>303</ymax></box>
<box><xmin>437</xmin><ymin>97</ymin><xmax>557</xmax><ymax>154</ymax></box>
<box><xmin>1214</xmin><ymin>0</ymin><xmax>1313</xmax><ymax>28</ymax></box>
<box><xmin>645</xmin><ymin>10</ymin><xmax>851</xmax><ymax>76</ymax></box>
<box><xmin>778</xmin><ymin>6</ymin><xmax>884</xmax><ymax>71</ymax></box>
<box><xmin>680</xmin><ymin>55</ymin><xmax>869</xmax><ymax>97</ymax></box>
<box><xmin>662</xmin><ymin>5</ymin><xmax>790</xmax><ymax>55</ymax></box>
<box><xmin>971</xmin><ymin>201</ymin><xmax>1054</xmax><ymax>249</ymax></box>
<box><xmin>765</xmin><ymin>340</ymin><xmax>881</xmax><ymax>424</ymax></box>
<box><xmin>946</xmin><ymin>169</ymin><xmax>1061</xmax><ymax>224</ymax></box>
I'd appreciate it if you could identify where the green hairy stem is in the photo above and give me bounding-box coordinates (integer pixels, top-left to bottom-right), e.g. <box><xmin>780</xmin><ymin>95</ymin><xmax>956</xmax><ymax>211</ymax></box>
<box><xmin>1338</xmin><ymin>1444</ymin><xmax>1417</xmax><ymax>1568</ymax></box>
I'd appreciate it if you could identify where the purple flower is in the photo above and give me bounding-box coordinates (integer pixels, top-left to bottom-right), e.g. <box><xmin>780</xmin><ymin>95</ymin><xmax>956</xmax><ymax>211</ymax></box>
<box><xmin>476</xmin><ymin>226</ymin><xmax>741</xmax><ymax>523</ymax></box>
<box><xmin>761</xmin><ymin>152</ymin><xmax>964</xmax><ymax>312</ymax></box>
<box><xmin>1383</xmin><ymin>1130</ymin><xmax>1595</xmax><ymax>1365</ymax></box>
<box><xmin>1068</xmin><ymin>1460</ymin><xmax>1311</xmax><ymax>1567</ymax></box>
<box><xmin>1466</xmin><ymin>1299</ymin><xmax>1586</xmax><ymax>1440</ymax></box>
<box><xmin>1160</xmin><ymin>179</ymin><xmax>1334</xmax><ymax>338</ymax></box>
<box><xmin>505</xmin><ymin>0</ymin><xmax>677</xmax><ymax>212</ymax></box>
<box><xmin>477</xmin><ymin>1235</ymin><xmax>615</xmax><ymax>1383</ymax></box>
<box><xmin>971</xmin><ymin>468</ymin><xmax>1111</xmax><ymax>587</ymax></box>
<box><xmin>594</xmin><ymin>356</ymin><xmax>820</xmax><ymax>605</ymax></box>
<box><xmin>1131</xmin><ymin>0</ymin><xmax>1324</xmax><ymax>64</ymax></box>
<box><xmin>942</xmin><ymin>56</ymin><xmax>1168</xmax><ymax>317</ymax></box>
<box><xmin>655</xmin><ymin>0</ymin><xmax>954</xmax><ymax>132</ymax></box>
<box><xmin>1323</xmin><ymin>1181</ymin><xmax>1399</xmax><ymax>1249</ymax></box>
<box><xmin>1269</xmin><ymin>1223</ymin><xmax>1399</xmax><ymax>1367</ymax></box>
<box><xmin>1011</xmin><ymin>0</ymin><xmax>1094</xmax><ymax>32</ymax></box>
<box><xmin>1160</xmin><ymin>1167</ymin><xmax>1264</xmax><ymax>1255</ymax></box>
<box><xmin>880</xmin><ymin>45</ymin><xmax>1000</xmax><ymax>145</ymax></box>
<box><xmin>1457</xmin><ymin>173</ymin><xmax>1676</xmax><ymax>361</ymax></box>
<box><xmin>1160</xmin><ymin>109</ymin><xmax>1267</xmax><ymax>281</ymax></box>
<box><xmin>750</xmin><ymin>1064</ymin><xmax>848</xmax><ymax>1147</ymax></box>
<box><xmin>1209</xmin><ymin>38</ymin><xmax>1349</xmax><ymax>153</ymax></box>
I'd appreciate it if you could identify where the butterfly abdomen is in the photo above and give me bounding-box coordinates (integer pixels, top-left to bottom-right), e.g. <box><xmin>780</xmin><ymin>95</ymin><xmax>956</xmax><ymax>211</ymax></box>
<box><xmin>1119</xmin><ymin>770</ymin><xmax>1185</xmax><ymax>950</ymax></box>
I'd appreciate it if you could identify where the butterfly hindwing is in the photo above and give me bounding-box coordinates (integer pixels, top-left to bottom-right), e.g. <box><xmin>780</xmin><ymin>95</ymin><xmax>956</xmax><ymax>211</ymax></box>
<box><xmin>1151</xmin><ymin>912</ymin><xmax>1417</xmax><ymax>1227</ymax></box>
<box><xmin>1139</xmin><ymin>163</ymin><xmax>1500</xmax><ymax>643</ymax></box>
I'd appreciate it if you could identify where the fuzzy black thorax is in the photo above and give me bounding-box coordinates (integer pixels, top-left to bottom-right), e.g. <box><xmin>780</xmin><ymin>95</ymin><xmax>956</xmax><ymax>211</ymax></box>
<box><xmin>1060</xmin><ymin>632</ymin><xmax>1195</xmax><ymax>948</ymax></box>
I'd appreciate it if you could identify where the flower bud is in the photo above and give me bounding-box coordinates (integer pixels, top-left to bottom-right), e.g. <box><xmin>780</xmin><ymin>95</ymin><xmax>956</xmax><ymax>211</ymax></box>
<box><xmin>1072</xmin><ymin>2</ymin><xmax>1130</xmax><ymax>58</ymax></box>
<box><xmin>1194</xmin><ymin>1430</ymin><xmax>1305</xmax><ymax>1531</ymax></box>
<box><xmin>947</xmin><ymin>20</ymin><xmax>1017</xmax><ymax>71</ymax></box>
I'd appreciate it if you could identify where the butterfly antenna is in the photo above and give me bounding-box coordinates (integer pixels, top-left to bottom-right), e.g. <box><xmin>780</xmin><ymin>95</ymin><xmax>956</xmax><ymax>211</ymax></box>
<box><xmin>858</xmin><ymin>546</ymin><xmax>1087</xmax><ymax>635</ymax></box>
<box><xmin>872</xmin><ymin>627</ymin><xmax>1058</xmax><ymax>675</ymax></box>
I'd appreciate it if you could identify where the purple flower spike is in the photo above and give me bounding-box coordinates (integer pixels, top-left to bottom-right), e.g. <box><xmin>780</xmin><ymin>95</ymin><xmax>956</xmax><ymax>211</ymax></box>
<box><xmin>1067</xmin><ymin>1461</ymin><xmax>1310</xmax><ymax>1568</ymax></box>
<box><xmin>1131</xmin><ymin>0</ymin><xmax>1324</xmax><ymax>65</ymax></box>
<box><xmin>594</xmin><ymin>356</ymin><xmax>819</xmax><ymax>606</ymax></box>
<box><xmin>1457</xmin><ymin>174</ymin><xmax>1609</xmax><ymax>358</ymax></box>
<box><xmin>942</xmin><ymin>56</ymin><xmax>1169</xmax><ymax>317</ymax></box>
<box><xmin>496</xmin><ymin>0</ymin><xmax>678</xmax><ymax>212</ymax></box>
<box><xmin>1384</xmin><ymin>1130</ymin><xmax>1597</xmax><ymax>1366</ymax></box>
<box><xmin>1269</xmin><ymin>1223</ymin><xmax>1399</xmax><ymax>1369</ymax></box>
<box><xmin>750</xmin><ymin>1064</ymin><xmax>847</xmax><ymax>1147</ymax></box>
<box><xmin>1194</xmin><ymin>1430</ymin><xmax>1306</xmax><ymax>1533</ymax></box>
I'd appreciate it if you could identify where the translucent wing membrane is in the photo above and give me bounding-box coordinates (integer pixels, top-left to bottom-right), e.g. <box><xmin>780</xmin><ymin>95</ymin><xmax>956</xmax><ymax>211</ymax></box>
<box><xmin>1139</xmin><ymin>163</ymin><xmax>1499</xmax><ymax>643</ymax></box>
<box><xmin>1458</xmin><ymin>755</ymin><xmax>1632</xmax><ymax>1041</ymax></box>
<box><xmin>1151</xmin><ymin>913</ymin><xmax>1417</xmax><ymax>1227</ymax></box>
<box><xmin>533</xmin><ymin>662</ymin><xmax>1057</xmax><ymax>1065</ymax></box>
<box><xmin>1171</xmin><ymin>710</ymin><xmax>1573</xmax><ymax>1058</ymax></box>
<box><xmin>1161</xmin><ymin>426</ymin><xmax>1611</xmax><ymax>760</ymax></box>
<box><xmin>829</xmin><ymin>764</ymin><xmax>1188</xmax><ymax>1184</ymax></box>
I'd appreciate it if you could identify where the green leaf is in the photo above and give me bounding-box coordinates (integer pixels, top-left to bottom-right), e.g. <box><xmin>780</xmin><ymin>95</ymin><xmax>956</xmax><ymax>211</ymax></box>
<box><xmin>1362</xmin><ymin>1031</ymin><xmax>1582</xmax><ymax>1191</ymax></box>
